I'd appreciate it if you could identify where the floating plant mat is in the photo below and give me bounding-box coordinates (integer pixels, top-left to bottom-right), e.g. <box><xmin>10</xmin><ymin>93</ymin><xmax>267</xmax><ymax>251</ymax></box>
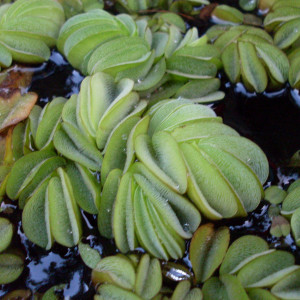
<box><xmin>1</xmin><ymin>2</ymin><xmax>300</xmax><ymax>300</ymax></box>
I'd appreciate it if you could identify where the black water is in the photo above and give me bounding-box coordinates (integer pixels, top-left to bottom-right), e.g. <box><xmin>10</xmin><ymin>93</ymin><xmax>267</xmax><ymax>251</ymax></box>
<box><xmin>1</xmin><ymin>5</ymin><xmax>300</xmax><ymax>299</ymax></box>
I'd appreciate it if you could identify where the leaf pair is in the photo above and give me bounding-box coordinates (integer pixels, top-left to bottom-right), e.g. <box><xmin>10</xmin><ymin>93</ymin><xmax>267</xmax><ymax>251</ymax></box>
<box><xmin>208</xmin><ymin>25</ymin><xmax>289</xmax><ymax>92</ymax></box>
<box><xmin>93</xmin><ymin>253</ymin><xmax>162</xmax><ymax>300</ymax></box>
<box><xmin>264</xmin><ymin>1</ymin><xmax>300</xmax><ymax>49</ymax></box>
<box><xmin>0</xmin><ymin>0</ymin><xmax>64</xmax><ymax>66</ymax></box>
<box><xmin>22</xmin><ymin>166</ymin><xmax>83</xmax><ymax>249</ymax></box>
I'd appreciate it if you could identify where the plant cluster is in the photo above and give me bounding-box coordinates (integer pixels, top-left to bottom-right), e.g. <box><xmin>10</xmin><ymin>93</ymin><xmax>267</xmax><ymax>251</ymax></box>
<box><xmin>1</xmin><ymin>72</ymin><xmax>268</xmax><ymax>259</ymax></box>
<box><xmin>0</xmin><ymin>0</ymin><xmax>64</xmax><ymax>69</ymax></box>
<box><xmin>265</xmin><ymin>179</ymin><xmax>300</xmax><ymax>245</ymax></box>
<box><xmin>0</xmin><ymin>0</ymin><xmax>300</xmax><ymax>298</ymax></box>
<box><xmin>89</xmin><ymin>226</ymin><xmax>300</xmax><ymax>299</ymax></box>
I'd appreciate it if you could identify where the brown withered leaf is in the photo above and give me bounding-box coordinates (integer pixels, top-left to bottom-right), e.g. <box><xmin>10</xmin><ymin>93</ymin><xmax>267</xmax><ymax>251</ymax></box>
<box><xmin>0</xmin><ymin>65</ymin><xmax>37</xmax><ymax>133</ymax></box>
<box><xmin>198</xmin><ymin>3</ymin><xmax>218</xmax><ymax>22</ymax></box>
<box><xmin>2</xmin><ymin>289</ymin><xmax>32</xmax><ymax>300</ymax></box>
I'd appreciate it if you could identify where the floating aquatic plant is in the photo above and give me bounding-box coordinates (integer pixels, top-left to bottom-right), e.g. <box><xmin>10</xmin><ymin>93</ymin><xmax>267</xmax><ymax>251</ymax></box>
<box><xmin>1</xmin><ymin>71</ymin><xmax>268</xmax><ymax>258</ymax></box>
<box><xmin>265</xmin><ymin>180</ymin><xmax>300</xmax><ymax>245</ymax></box>
<box><xmin>0</xmin><ymin>0</ymin><xmax>65</xmax><ymax>69</ymax></box>
<box><xmin>264</xmin><ymin>0</ymin><xmax>300</xmax><ymax>50</ymax></box>
<box><xmin>90</xmin><ymin>229</ymin><xmax>300</xmax><ymax>299</ymax></box>
<box><xmin>93</xmin><ymin>253</ymin><xmax>162</xmax><ymax>299</ymax></box>
<box><xmin>207</xmin><ymin>25</ymin><xmax>290</xmax><ymax>92</ymax></box>
<box><xmin>57</xmin><ymin>10</ymin><xmax>224</xmax><ymax>102</ymax></box>
<box><xmin>0</xmin><ymin>217</ymin><xmax>24</xmax><ymax>284</ymax></box>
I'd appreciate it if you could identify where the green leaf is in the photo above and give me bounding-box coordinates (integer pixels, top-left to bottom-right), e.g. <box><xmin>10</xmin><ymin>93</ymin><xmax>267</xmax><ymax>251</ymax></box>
<box><xmin>288</xmin><ymin>50</ymin><xmax>300</xmax><ymax>89</ymax></box>
<box><xmin>0</xmin><ymin>31</ymin><xmax>50</xmax><ymax>63</ymax></box>
<box><xmin>198</xmin><ymin>143</ymin><xmax>263</xmax><ymax>214</ymax></box>
<box><xmin>132</xmin><ymin>163</ymin><xmax>200</xmax><ymax>240</ymax></box>
<box><xmin>123</xmin><ymin>116</ymin><xmax>150</xmax><ymax>173</ymax></box>
<box><xmin>6</xmin><ymin>149</ymin><xmax>56</xmax><ymax>199</ymax></box>
<box><xmin>0</xmin><ymin>43</ymin><xmax>12</xmax><ymax>68</ymax></box>
<box><xmin>197</xmin><ymin>135</ymin><xmax>269</xmax><ymax>185</ymax></box>
<box><xmin>264</xmin><ymin>8</ymin><xmax>300</xmax><ymax>31</ymax></box>
<box><xmin>18</xmin><ymin>156</ymin><xmax>66</xmax><ymax>209</ymax></box>
<box><xmin>255</xmin><ymin>43</ymin><xmax>289</xmax><ymax>83</ymax></box>
<box><xmin>28</xmin><ymin>105</ymin><xmax>42</xmax><ymax>145</ymax></box>
<box><xmin>53</xmin><ymin>122</ymin><xmax>103</xmax><ymax>171</ymax></box>
<box><xmin>239</xmin><ymin>0</ymin><xmax>257</xmax><ymax>11</ymax></box>
<box><xmin>98</xmin><ymin>169</ymin><xmax>122</xmax><ymax>239</ymax></box>
<box><xmin>78</xmin><ymin>242</ymin><xmax>101</xmax><ymax>269</ymax></box>
<box><xmin>148</xmin><ymin>101</ymin><xmax>218</xmax><ymax>136</ymax></box>
<box><xmin>190</xmin><ymin>223</ymin><xmax>230</xmax><ymax>283</ymax></box>
<box><xmin>96</xmin><ymin>78</ymin><xmax>139</xmax><ymax>149</ymax></box>
<box><xmin>288</xmin><ymin>179</ymin><xmax>300</xmax><ymax>193</ymax></box>
<box><xmin>248</xmin><ymin>288</ymin><xmax>278</xmax><ymax>300</ymax></box>
<box><xmin>238</xmin><ymin>41</ymin><xmax>268</xmax><ymax>93</ymax></box>
<box><xmin>291</xmin><ymin>207</ymin><xmax>300</xmax><ymax>246</ymax></box>
<box><xmin>222</xmin><ymin>42</ymin><xmax>241</xmax><ymax>83</ymax></box>
<box><xmin>135</xmin><ymin>131</ymin><xmax>187</xmax><ymax>194</ymax></box>
<box><xmin>42</xmin><ymin>284</ymin><xmax>66</xmax><ymax>300</ymax></box>
<box><xmin>35</xmin><ymin>97</ymin><xmax>66</xmax><ymax>150</ymax></box>
<box><xmin>87</xmin><ymin>36</ymin><xmax>150</xmax><ymax>75</ymax></box>
<box><xmin>11</xmin><ymin>122</ymin><xmax>26</xmax><ymax>160</ymax></box>
<box><xmin>64</xmin><ymin>24</ymin><xmax>124</xmax><ymax>70</ymax></box>
<box><xmin>57</xmin><ymin>10</ymin><xmax>115</xmax><ymax>52</ymax></box>
<box><xmin>282</xmin><ymin>186</ymin><xmax>300</xmax><ymax>215</ymax></box>
<box><xmin>22</xmin><ymin>179</ymin><xmax>53</xmax><ymax>249</ymax></box>
<box><xmin>164</xmin><ymin>25</ymin><xmax>183</xmax><ymax>59</ymax></box>
<box><xmin>171</xmin><ymin>280</ymin><xmax>202</xmax><ymax>300</ymax></box>
<box><xmin>101</xmin><ymin>114</ymin><xmax>141</xmax><ymax>183</ymax></box>
<box><xmin>96</xmin><ymin>284</ymin><xmax>142</xmax><ymax>300</ymax></box>
<box><xmin>271</xmin><ymin>268</ymin><xmax>300</xmax><ymax>299</ymax></box>
<box><xmin>48</xmin><ymin>168</ymin><xmax>82</xmax><ymax>247</ymax></box>
<box><xmin>220</xmin><ymin>235</ymin><xmax>271</xmax><ymax>275</ymax></box>
<box><xmin>237</xmin><ymin>250</ymin><xmax>299</xmax><ymax>288</ymax></box>
<box><xmin>264</xmin><ymin>186</ymin><xmax>287</xmax><ymax>204</ymax></box>
<box><xmin>92</xmin><ymin>255</ymin><xmax>136</xmax><ymax>289</ymax></box>
<box><xmin>175</xmin><ymin>78</ymin><xmax>223</xmax><ymax>102</ymax></box>
<box><xmin>65</xmin><ymin>162</ymin><xmax>100</xmax><ymax>214</ymax></box>
<box><xmin>134</xmin><ymin>58</ymin><xmax>166</xmax><ymax>91</ymax></box>
<box><xmin>202</xmin><ymin>274</ymin><xmax>249</xmax><ymax>300</ymax></box>
<box><xmin>274</xmin><ymin>18</ymin><xmax>300</xmax><ymax>49</ymax></box>
<box><xmin>0</xmin><ymin>253</ymin><xmax>24</xmax><ymax>284</ymax></box>
<box><xmin>135</xmin><ymin>254</ymin><xmax>162</xmax><ymax>299</ymax></box>
<box><xmin>171</xmin><ymin>121</ymin><xmax>237</xmax><ymax>143</ymax></box>
<box><xmin>166</xmin><ymin>55</ymin><xmax>217</xmax><ymax>79</ymax></box>
<box><xmin>181</xmin><ymin>143</ymin><xmax>239</xmax><ymax>219</ymax></box>
<box><xmin>212</xmin><ymin>5</ymin><xmax>244</xmax><ymax>24</ymax></box>
<box><xmin>0</xmin><ymin>217</ymin><xmax>13</xmax><ymax>252</ymax></box>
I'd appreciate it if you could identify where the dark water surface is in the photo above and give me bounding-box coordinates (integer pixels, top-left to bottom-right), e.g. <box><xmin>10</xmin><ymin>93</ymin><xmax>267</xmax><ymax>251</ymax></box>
<box><xmin>1</xmin><ymin>8</ymin><xmax>300</xmax><ymax>299</ymax></box>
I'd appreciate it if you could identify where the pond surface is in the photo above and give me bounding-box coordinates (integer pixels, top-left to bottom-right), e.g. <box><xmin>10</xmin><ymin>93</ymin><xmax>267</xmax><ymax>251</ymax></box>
<box><xmin>1</xmin><ymin>3</ymin><xmax>300</xmax><ymax>298</ymax></box>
